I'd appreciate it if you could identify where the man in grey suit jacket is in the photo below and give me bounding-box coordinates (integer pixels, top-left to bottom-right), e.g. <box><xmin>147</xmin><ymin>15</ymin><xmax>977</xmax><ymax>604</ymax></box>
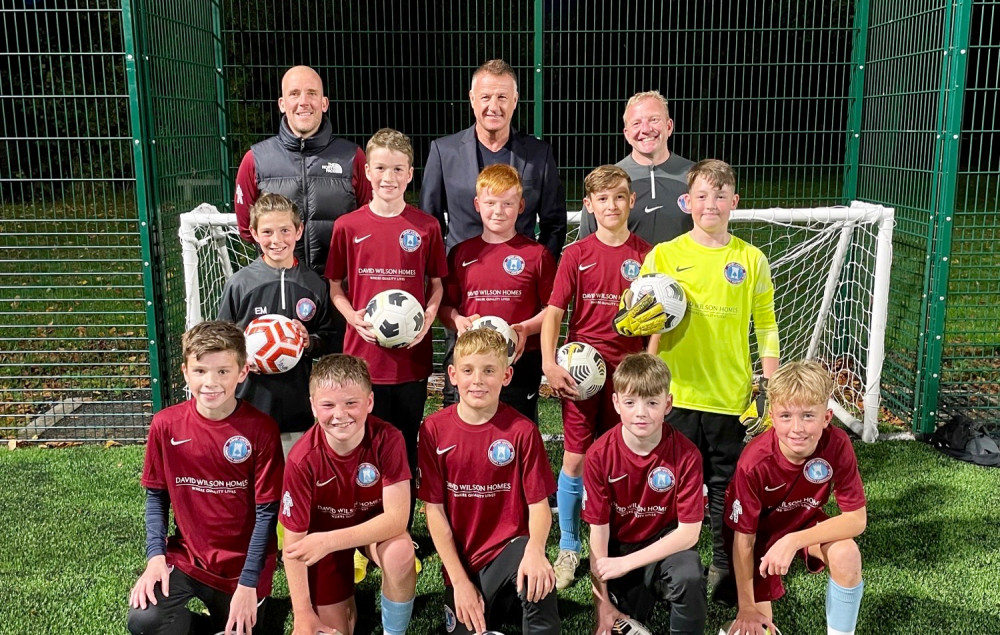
<box><xmin>420</xmin><ymin>59</ymin><xmax>566</xmax><ymax>261</ymax></box>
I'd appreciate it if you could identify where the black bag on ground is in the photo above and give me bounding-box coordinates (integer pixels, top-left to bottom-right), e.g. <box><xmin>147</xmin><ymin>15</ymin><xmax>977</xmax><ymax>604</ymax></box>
<box><xmin>929</xmin><ymin>414</ymin><xmax>1000</xmax><ymax>467</ymax></box>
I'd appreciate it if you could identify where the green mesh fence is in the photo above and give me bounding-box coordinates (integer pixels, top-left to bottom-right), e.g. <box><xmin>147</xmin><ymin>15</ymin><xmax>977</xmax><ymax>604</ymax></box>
<box><xmin>131</xmin><ymin>0</ymin><xmax>230</xmax><ymax>406</ymax></box>
<box><xmin>943</xmin><ymin>0</ymin><xmax>1000</xmax><ymax>432</ymax></box>
<box><xmin>856</xmin><ymin>0</ymin><xmax>998</xmax><ymax>434</ymax></box>
<box><xmin>2</xmin><ymin>0</ymin><xmax>998</xmax><ymax>440</ymax></box>
<box><xmin>1</xmin><ymin>2</ymin><xmax>152</xmax><ymax>441</ymax></box>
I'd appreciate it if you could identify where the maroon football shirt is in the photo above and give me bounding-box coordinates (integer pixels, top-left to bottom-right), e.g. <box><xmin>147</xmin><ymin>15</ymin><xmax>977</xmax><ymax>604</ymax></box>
<box><xmin>417</xmin><ymin>404</ymin><xmax>556</xmax><ymax>582</ymax></box>
<box><xmin>326</xmin><ymin>204</ymin><xmax>448</xmax><ymax>384</ymax></box>
<box><xmin>724</xmin><ymin>426</ymin><xmax>866</xmax><ymax>542</ymax></box>
<box><xmin>444</xmin><ymin>235</ymin><xmax>555</xmax><ymax>352</ymax></box>
<box><xmin>583</xmin><ymin>423</ymin><xmax>704</xmax><ymax>543</ymax></box>
<box><xmin>281</xmin><ymin>416</ymin><xmax>411</xmax><ymax>534</ymax></box>
<box><xmin>141</xmin><ymin>399</ymin><xmax>283</xmax><ymax>595</ymax></box>
<box><xmin>548</xmin><ymin>233</ymin><xmax>651</xmax><ymax>367</ymax></box>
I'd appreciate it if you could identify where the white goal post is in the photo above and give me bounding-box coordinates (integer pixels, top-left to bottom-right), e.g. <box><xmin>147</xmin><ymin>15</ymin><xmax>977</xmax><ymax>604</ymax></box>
<box><xmin>180</xmin><ymin>201</ymin><xmax>893</xmax><ymax>442</ymax></box>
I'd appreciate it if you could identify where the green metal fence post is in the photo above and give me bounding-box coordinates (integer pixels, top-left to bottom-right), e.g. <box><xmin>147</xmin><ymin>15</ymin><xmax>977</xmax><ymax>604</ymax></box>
<box><xmin>122</xmin><ymin>0</ymin><xmax>166</xmax><ymax>412</ymax></box>
<box><xmin>842</xmin><ymin>0</ymin><xmax>870</xmax><ymax>203</ymax></box>
<box><xmin>212</xmin><ymin>0</ymin><xmax>232</xmax><ymax>211</ymax></box>
<box><xmin>532</xmin><ymin>0</ymin><xmax>544</xmax><ymax>138</ymax></box>
<box><xmin>915</xmin><ymin>0</ymin><xmax>973</xmax><ymax>436</ymax></box>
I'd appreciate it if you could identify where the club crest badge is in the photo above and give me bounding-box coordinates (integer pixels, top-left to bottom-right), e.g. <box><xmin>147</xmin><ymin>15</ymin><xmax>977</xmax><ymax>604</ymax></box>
<box><xmin>503</xmin><ymin>254</ymin><xmax>525</xmax><ymax>276</ymax></box>
<box><xmin>647</xmin><ymin>466</ymin><xmax>675</xmax><ymax>493</ymax></box>
<box><xmin>296</xmin><ymin>298</ymin><xmax>316</xmax><ymax>322</ymax></box>
<box><xmin>621</xmin><ymin>259</ymin><xmax>641</xmax><ymax>281</ymax></box>
<box><xmin>399</xmin><ymin>229</ymin><xmax>421</xmax><ymax>252</ymax></box>
<box><xmin>223</xmin><ymin>435</ymin><xmax>252</xmax><ymax>464</ymax></box>
<box><xmin>804</xmin><ymin>458</ymin><xmax>833</xmax><ymax>484</ymax></box>
<box><xmin>488</xmin><ymin>439</ymin><xmax>515</xmax><ymax>466</ymax></box>
<box><xmin>356</xmin><ymin>462</ymin><xmax>380</xmax><ymax>487</ymax></box>
<box><xmin>724</xmin><ymin>262</ymin><xmax>746</xmax><ymax>284</ymax></box>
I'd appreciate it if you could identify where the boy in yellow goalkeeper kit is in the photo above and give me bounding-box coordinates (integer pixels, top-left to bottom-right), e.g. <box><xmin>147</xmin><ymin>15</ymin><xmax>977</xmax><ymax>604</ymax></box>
<box><xmin>632</xmin><ymin>159</ymin><xmax>780</xmax><ymax>601</ymax></box>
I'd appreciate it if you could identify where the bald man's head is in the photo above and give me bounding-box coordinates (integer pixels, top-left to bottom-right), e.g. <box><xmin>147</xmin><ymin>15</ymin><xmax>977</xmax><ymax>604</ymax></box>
<box><xmin>278</xmin><ymin>66</ymin><xmax>329</xmax><ymax>139</ymax></box>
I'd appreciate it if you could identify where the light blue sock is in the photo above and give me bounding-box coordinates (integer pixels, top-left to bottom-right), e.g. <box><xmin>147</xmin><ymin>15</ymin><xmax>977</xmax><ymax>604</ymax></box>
<box><xmin>826</xmin><ymin>578</ymin><xmax>863</xmax><ymax>635</ymax></box>
<box><xmin>557</xmin><ymin>470</ymin><xmax>584</xmax><ymax>552</ymax></box>
<box><xmin>381</xmin><ymin>593</ymin><xmax>414</xmax><ymax>635</ymax></box>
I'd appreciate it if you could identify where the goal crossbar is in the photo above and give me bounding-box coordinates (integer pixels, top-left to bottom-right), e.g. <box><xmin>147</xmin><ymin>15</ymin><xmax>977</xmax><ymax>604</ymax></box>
<box><xmin>179</xmin><ymin>201</ymin><xmax>894</xmax><ymax>442</ymax></box>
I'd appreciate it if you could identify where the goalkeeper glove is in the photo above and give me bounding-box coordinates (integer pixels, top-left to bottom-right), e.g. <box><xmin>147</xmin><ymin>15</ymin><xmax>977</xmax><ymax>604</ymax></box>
<box><xmin>613</xmin><ymin>289</ymin><xmax>667</xmax><ymax>337</ymax></box>
<box><xmin>739</xmin><ymin>377</ymin><xmax>771</xmax><ymax>441</ymax></box>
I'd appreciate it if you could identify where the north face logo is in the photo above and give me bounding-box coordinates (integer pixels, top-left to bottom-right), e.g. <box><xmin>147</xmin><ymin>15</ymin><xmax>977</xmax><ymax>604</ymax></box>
<box><xmin>322</xmin><ymin>162</ymin><xmax>343</xmax><ymax>174</ymax></box>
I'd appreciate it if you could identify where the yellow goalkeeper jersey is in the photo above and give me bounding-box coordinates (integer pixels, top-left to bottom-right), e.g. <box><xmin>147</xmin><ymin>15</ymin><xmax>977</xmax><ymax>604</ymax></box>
<box><xmin>640</xmin><ymin>233</ymin><xmax>780</xmax><ymax>415</ymax></box>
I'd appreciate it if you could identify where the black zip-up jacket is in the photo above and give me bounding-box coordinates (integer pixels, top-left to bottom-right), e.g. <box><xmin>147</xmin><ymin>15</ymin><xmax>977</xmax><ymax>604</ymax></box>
<box><xmin>218</xmin><ymin>258</ymin><xmax>338</xmax><ymax>433</ymax></box>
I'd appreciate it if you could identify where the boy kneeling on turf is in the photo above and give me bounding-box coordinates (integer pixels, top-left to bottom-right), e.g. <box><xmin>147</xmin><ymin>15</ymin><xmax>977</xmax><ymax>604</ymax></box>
<box><xmin>723</xmin><ymin>360</ymin><xmax>866</xmax><ymax>635</ymax></box>
<box><xmin>281</xmin><ymin>354</ymin><xmax>416</xmax><ymax>635</ymax></box>
<box><xmin>128</xmin><ymin>321</ymin><xmax>284</xmax><ymax>635</ymax></box>
<box><xmin>585</xmin><ymin>353</ymin><xmax>706</xmax><ymax>635</ymax></box>
<box><xmin>419</xmin><ymin>329</ymin><xmax>560</xmax><ymax>635</ymax></box>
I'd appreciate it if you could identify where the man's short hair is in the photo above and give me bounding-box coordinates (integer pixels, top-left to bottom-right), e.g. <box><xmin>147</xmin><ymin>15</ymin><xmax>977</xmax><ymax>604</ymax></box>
<box><xmin>687</xmin><ymin>158</ymin><xmax>737</xmax><ymax>191</ymax></box>
<box><xmin>476</xmin><ymin>164</ymin><xmax>523</xmax><ymax>198</ymax></box>
<box><xmin>767</xmin><ymin>360</ymin><xmax>835</xmax><ymax>408</ymax></box>
<box><xmin>366</xmin><ymin>127</ymin><xmax>414</xmax><ymax>166</ymax></box>
<box><xmin>623</xmin><ymin>90</ymin><xmax>671</xmax><ymax>122</ymax></box>
<box><xmin>249</xmin><ymin>192</ymin><xmax>301</xmax><ymax>230</ymax></box>
<box><xmin>471</xmin><ymin>59</ymin><xmax>518</xmax><ymax>93</ymax></box>
<box><xmin>613</xmin><ymin>353</ymin><xmax>672</xmax><ymax>398</ymax></box>
<box><xmin>182</xmin><ymin>320</ymin><xmax>246</xmax><ymax>367</ymax></box>
<box><xmin>584</xmin><ymin>164</ymin><xmax>632</xmax><ymax>197</ymax></box>
<box><xmin>454</xmin><ymin>328</ymin><xmax>508</xmax><ymax>368</ymax></box>
<box><xmin>309</xmin><ymin>354</ymin><xmax>372</xmax><ymax>396</ymax></box>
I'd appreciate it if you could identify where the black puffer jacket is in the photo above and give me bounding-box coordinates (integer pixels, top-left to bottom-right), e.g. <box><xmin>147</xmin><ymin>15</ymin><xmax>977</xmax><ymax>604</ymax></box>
<box><xmin>252</xmin><ymin>116</ymin><xmax>361</xmax><ymax>275</ymax></box>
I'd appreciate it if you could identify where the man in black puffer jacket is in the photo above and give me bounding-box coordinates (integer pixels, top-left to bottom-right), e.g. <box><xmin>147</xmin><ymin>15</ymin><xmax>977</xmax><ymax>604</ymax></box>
<box><xmin>234</xmin><ymin>66</ymin><xmax>372</xmax><ymax>351</ymax></box>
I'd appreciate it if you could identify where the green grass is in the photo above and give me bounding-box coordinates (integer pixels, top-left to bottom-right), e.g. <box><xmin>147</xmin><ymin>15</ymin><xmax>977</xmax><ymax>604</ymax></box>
<box><xmin>1</xmin><ymin>426</ymin><xmax>998</xmax><ymax>633</ymax></box>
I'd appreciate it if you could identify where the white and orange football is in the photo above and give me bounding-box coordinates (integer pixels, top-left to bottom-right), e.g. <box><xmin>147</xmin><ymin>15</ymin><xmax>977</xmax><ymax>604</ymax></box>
<box><xmin>244</xmin><ymin>314</ymin><xmax>305</xmax><ymax>374</ymax></box>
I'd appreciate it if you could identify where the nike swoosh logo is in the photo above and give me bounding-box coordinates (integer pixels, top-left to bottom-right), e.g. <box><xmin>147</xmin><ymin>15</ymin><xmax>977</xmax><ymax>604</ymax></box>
<box><xmin>579</xmin><ymin>263</ymin><xmax>597</xmax><ymax>271</ymax></box>
<box><xmin>170</xmin><ymin>438</ymin><xmax>192</xmax><ymax>446</ymax></box>
<box><xmin>354</xmin><ymin>234</ymin><xmax>372</xmax><ymax>244</ymax></box>
<box><xmin>462</xmin><ymin>259</ymin><xmax>478</xmax><ymax>267</ymax></box>
<box><xmin>764</xmin><ymin>484</ymin><xmax>785</xmax><ymax>492</ymax></box>
<box><xmin>644</xmin><ymin>205</ymin><xmax>663</xmax><ymax>214</ymax></box>
<box><xmin>316</xmin><ymin>477</ymin><xmax>336</xmax><ymax>487</ymax></box>
<box><xmin>676</xmin><ymin>266</ymin><xmax>694</xmax><ymax>272</ymax></box>
<box><xmin>609</xmin><ymin>474</ymin><xmax>627</xmax><ymax>483</ymax></box>
<box><xmin>436</xmin><ymin>444</ymin><xmax>457</xmax><ymax>455</ymax></box>
<box><xmin>527</xmin><ymin>393</ymin><xmax>537</xmax><ymax>400</ymax></box>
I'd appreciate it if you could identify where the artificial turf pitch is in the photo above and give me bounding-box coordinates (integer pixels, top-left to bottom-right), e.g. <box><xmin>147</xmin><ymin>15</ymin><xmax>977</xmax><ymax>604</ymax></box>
<box><xmin>1</xmin><ymin>418</ymin><xmax>998</xmax><ymax>634</ymax></box>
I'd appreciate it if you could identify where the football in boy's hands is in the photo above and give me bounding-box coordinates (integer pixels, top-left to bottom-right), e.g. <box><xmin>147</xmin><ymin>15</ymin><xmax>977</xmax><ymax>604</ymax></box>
<box><xmin>365</xmin><ymin>289</ymin><xmax>424</xmax><ymax>348</ymax></box>
<box><xmin>718</xmin><ymin>620</ymin><xmax>777</xmax><ymax>635</ymax></box>
<box><xmin>613</xmin><ymin>617</ymin><xmax>651</xmax><ymax>635</ymax></box>
<box><xmin>628</xmin><ymin>273</ymin><xmax>687</xmax><ymax>333</ymax></box>
<box><xmin>244</xmin><ymin>314</ymin><xmax>305</xmax><ymax>374</ymax></box>
<box><xmin>556</xmin><ymin>342</ymin><xmax>606</xmax><ymax>400</ymax></box>
<box><xmin>469</xmin><ymin>315</ymin><xmax>518</xmax><ymax>364</ymax></box>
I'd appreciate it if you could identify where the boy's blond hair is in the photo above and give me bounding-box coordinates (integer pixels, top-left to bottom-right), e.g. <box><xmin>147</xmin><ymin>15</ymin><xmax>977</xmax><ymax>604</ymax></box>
<box><xmin>366</xmin><ymin>127</ymin><xmax>414</xmax><ymax>166</ymax></box>
<box><xmin>471</xmin><ymin>59</ymin><xmax>518</xmax><ymax>93</ymax></box>
<box><xmin>767</xmin><ymin>360</ymin><xmax>835</xmax><ymax>408</ymax></box>
<box><xmin>613</xmin><ymin>353</ymin><xmax>672</xmax><ymax>398</ymax></box>
<box><xmin>454</xmin><ymin>328</ymin><xmax>508</xmax><ymax>369</ymax></box>
<box><xmin>182</xmin><ymin>320</ymin><xmax>247</xmax><ymax>368</ymax></box>
<box><xmin>309</xmin><ymin>353</ymin><xmax>372</xmax><ymax>395</ymax></box>
<box><xmin>584</xmin><ymin>164</ymin><xmax>632</xmax><ymax>198</ymax></box>
<box><xmin>249</xmin><ymin>192</ymin><xmax>301</xmax><ymax>230</ymax></box>
<box><xmin>686</xmin><ymin>158</ymin><xmax>736</xmax><ymax>191</ymax></box>
<box><xmin>623</xmin><ymin>90</ymin><xmax>671</xmax><ymax>122</ymax></box>
<box><xmin>476</xmin><ymin>164</ymin><xmax>523</xmax><ymax>198</ymax></box>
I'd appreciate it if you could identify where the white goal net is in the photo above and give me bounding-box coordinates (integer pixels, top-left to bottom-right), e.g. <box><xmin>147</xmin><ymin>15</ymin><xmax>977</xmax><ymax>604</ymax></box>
<box><xmin>180</xmin><ymin>201</ymin><xmax>893</xmax><ymax>441</ymax></box>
